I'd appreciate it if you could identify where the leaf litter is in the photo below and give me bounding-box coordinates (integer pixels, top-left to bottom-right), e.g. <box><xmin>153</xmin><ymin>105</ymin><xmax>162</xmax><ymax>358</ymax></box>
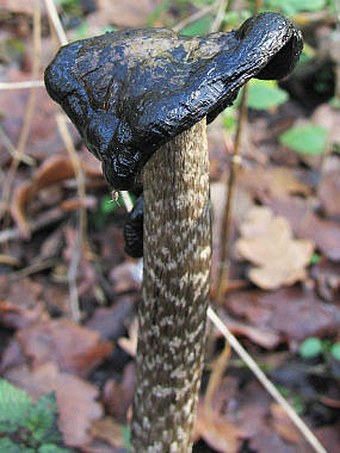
<box><xmin>0</xmin><ymin>1</ymin><xmax>339</xmax><ymax>452</ymax></box>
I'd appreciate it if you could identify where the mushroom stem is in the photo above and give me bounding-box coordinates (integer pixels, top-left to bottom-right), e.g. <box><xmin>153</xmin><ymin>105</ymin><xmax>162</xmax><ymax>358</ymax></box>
<box><xmin>131</xmin><ymin>119</ymin><xmax>211</xmax><ymax>451</ymax></box>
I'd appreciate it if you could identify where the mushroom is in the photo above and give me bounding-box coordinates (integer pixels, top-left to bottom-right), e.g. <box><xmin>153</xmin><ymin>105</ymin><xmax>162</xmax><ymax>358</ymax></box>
<box><xmin>44</xmin><ymin>12</ymin><xmax>302</xmax><ymax>451</ymax></box>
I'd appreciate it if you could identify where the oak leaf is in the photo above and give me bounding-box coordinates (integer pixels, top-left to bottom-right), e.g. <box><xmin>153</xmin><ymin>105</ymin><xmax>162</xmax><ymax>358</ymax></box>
<box><xmin>236</xmin><ymin>207</ymin><xmax>314</xmax><ymax>289</ymax></box>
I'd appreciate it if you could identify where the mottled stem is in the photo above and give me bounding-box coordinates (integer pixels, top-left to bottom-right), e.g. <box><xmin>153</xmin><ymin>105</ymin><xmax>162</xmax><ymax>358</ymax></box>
<box><xmin>131</xmin><ymin>119</ymin><xmax>211</xmax><ymax>452</ymax></box>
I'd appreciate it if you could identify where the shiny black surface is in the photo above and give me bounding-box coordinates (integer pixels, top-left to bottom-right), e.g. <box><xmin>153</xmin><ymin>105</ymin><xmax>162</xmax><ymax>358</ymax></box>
<box><xmin>124</xmin><ymin>194</ymin><xmax>144</xmax><ymax>258</ymax></box>
<box><xmin>44</xmin><ymin>12</ymin><xmax>302</xmax><ymax>191</ymax></box>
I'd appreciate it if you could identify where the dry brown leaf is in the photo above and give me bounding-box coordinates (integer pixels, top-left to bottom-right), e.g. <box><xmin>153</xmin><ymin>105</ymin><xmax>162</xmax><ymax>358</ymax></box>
<box><xmin>318</xmin><ymin>172</ymin><xmax>340</xmax><ymax>219</ymax></box>
<box><xmin>10</xmin><ymin>154</ymin><xmax>102</xmax><ymax>236</ymax></box>
<box><xmin>102</xmin><ymin>362</ymin><xmax>136</xmax><ymax>422</ymax></box>
<box><xmin>263</xmin><ymin>195</ymin><xmax>340</xmax><ymax>261</ymax></box>
<box><xmin>86</xmin><ymin>297</ymin><xmax>134</xmax><ymax>341</ymax></box>
<box><xmin>90</xmin><ymin>417</ymin><xmax>126</xmax><ymax>448</ymax></box>
<box><xmin>118</xmin><ymin>318</ymin><xmax>138</xmax><ymax>357</ymax></box>
<box><xmin>235</xmin><ymin>206</ymin><xmax>314</xmax><ymax>289</ymax></box>
<box><xmin>312</xmin><ymin>103</ymin><xmax>340</xmax><ymax>146</ymax></box>
<box><xmin>226</xmin><ymin>288</ymin><xmax>337</xmax><ymax>343</ymax></box>
<box><xmin>239</xmin><ymin>166</ymin><xmax>311</xmax><ymax>198</ymax></box>
<box><xmin>0</xmin><ymin>276</ymin><xmax>48</xmax><ymax>329</ymax></box>
<box><xmin>270</xmin><ymin>403</ymin><xmax>302</xmax><ymax>445</ymax></box>
<box><xmin>195</xmin><ymin>404</ymin><xmax>242</xmax><ymax>453</ymax></box>
<box><xmin>16</xmin><ymin>319</ymin><xmax>112</xmax><ymax>376</ymax></box>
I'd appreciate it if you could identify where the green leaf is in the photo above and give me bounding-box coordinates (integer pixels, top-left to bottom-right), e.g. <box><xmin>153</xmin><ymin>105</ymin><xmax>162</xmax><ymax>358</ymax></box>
<box><xmin>0</xmin><ymin>437</ymin><xmax>27</xmax><ymax>453</ymax></box>
<box><xmin>279</xmin><ymin>124</ymin><xmax>328</xmax><ymax>155</ymax></box>
<box><xmin>263</xmin><ymin>0</ymin><xmax>326</xmax><ymax>14</ymax></box>
<box><xmin>299</xmin><ymin>337</ymin><xmax>323</xmax><ymax>359</ymax></box>
<box><xmin>38</xmin><ymin>444</ymin><xmax>73</xmax><ymax>453</ymax></box>
<box><xmin>310</xmin><ymin>253</ymin><xmax>321</xmax><ymax>265</ymax></box>
<box><xmin>181</xmin><ymin>15</ymin><xmax>214</xmax><ymax>36</ymax></box>
<box><xmin>27</xmin><ymin>393</ymin><xmax>60</xmax><ymax>444</ymax></box>
<box><xmin>247</xmin><ymin>80</ymin><xmax>288</xmax><ymax>110</ymax></box>
<box><xmin>0</xmin><ymin>379</ymin><xmax>33</xmax><ymax>430</ymax></box>
<box><xmin>330</xmin><ymin>342</ymin><xmax>340</xmax><ymax>361</ymax></box>
<box><xmin>100</xmin><ymin>194</ymin><xmax>119</xmax><ymax>214</ymax></box>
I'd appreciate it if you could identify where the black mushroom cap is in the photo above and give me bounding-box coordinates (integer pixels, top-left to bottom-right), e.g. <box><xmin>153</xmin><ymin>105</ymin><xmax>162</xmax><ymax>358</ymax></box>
<box><xmin>44</xmin><ymin>12</ymin><xmax>303</xmax><ymax>191</ymax></box>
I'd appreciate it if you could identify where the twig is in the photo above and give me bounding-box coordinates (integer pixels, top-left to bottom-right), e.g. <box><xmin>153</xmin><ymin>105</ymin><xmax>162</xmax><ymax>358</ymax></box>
<box><xmin>0</xmin><ymin>128</ymin><xmax>36</xmax><ymax>165</ymax></box>
<box><xmin>120</xmin><ymin>191</ymin><xmax>134</xmax><ymax>213</ymax></box>
<box><xmin>0</xmin><ymin>0</ymin><xmax>41</xmax><ymax>221</ymax></box>
<box><xmin>0</xmin><ymin>80</ymin><xmax>45</xmax><ymax>90</ymax></box>
<box><xmin>214</xmin><ymin>87</ymin><xmax>248</xmax><ymax>302</ymax></box>
<box><xmin>173</xmin><ymin>5</ymin><xmax>214</xmax><ymax>32</ymax></box>
<box><xmin>56</xmin><ymin>114</ymin><xmax>87</xmax><ymax>322</ymax></box>
<box><xmin>43</xmin><ymin>0</ymin><xmax>68</xmax><ymax>46</ymax></box>
<box><xmin>0</xmin><ymin>207</ymin><xmax>66</xmax><ymax>244</ymax></box>
<box><xmin>207</xmin><ymin>307</ymin><xmax>327</xmax><ymax>453</ymax></box>
<box><xmin>210</xmin><ymin>0</ymin><xmax>228</xmax><ymax>32</ymax></box>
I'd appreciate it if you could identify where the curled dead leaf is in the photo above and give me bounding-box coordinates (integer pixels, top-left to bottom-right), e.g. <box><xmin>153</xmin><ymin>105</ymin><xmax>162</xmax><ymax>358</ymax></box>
<box><xmin>10</xmin><ymin>154</ymin><xmax>102</xmax><ymax>236</ymax></box>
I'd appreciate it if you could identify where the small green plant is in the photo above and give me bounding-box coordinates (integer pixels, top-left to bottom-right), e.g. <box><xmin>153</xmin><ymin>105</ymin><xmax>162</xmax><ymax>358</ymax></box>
<box><xmin>299</xmin><ymin>338</ymin><xmax>340</xmax><ymax>361</ymax></box>
<box><xmin>0</xmin><ymin>379</ymin><xmax>71</xmax><ymax>452</ymax></box>
<box><xmin>279</xmin><ymin>124</ymin><xmax>328</xmax><ymax>155</ymax></box>
<box><xmin>262</xmin><ymin>0</ymin><xmax>327</xmax><ymax>15</ymax></box>
<box><xmin>247</xmin><ymin>79</ymin><xmax>289</xmax><ymax>110</ymax></box>
<box><xmin>299</xmin><ymin>337</ymin><xmax>323</xmax><ymax>359</ymax></box>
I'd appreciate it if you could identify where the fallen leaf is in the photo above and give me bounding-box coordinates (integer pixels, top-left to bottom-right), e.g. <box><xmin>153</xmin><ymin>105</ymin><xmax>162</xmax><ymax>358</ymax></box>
<box><xmin>239</xmin><ymin>166</ymin><xmax>311</xmax><ymax>198</ymax></box>
<box><xmin>86</xmin><ymin>296</ymin><xmax>134</xmax><ymax>341</ymax></box>
<box><xmin>195</xmin><ymin>404</ymin><xmax>242</xmax><ymax>453</ymax></box>
<box><xmin>102</xmin><ymin>362</ymin><xmax>136</xmax><ymax>422</ymax></box>
<box><xmin>0</xmin><ymin>276</ymin><xmax>47</xmax><ymax>329</ymax></box>
<box><xmin>318</xmin><ymin>172</ymin><xmax>340</xmax><ymax>219</ymax></box>
<box><xmin>250</xmin><ymin>425</ymin><xmax>308</xmax><ymax>453</ymax></box>
<box><xmin>235</xmin><ymin>206</ymin><xmax>314</xmax><ymax>289</ymax></box>
<box><xmin>16</xmin><ymin>318</ymin><xmax>112</xmax><ymax>376</ymax></box>
<box><xmin>311</xmin><ymin>260</ymin><xmax>340</xmax><ymax>303</ymax></box>
<box><xmin>270</xmin><ymin>403</ymin><xmax>302</xmax><ymax>445</ymax></box>
<box><xmin>263</xmin><ymin>195</ymin><xmax>340</xmax><ymax>261</ymax></box>
<box><xmin>223</xmin><ymin>315</ymin><xmax>281</xmax><ymax>349</ymax></box>
<box><xmin>10</xmin><ymin>154</ymin><xmax>102</xmax><ymax>236</ymax></box>
<box><xmin>110</xmin><ymin>261</ymin><xmax>143</xmax><ymax>293</ymax></box>
<box><xmin>226</xmin><ymin>288</ymin><xmax>337</xmax><ymax>344</ymax></box>
<box><xmin>312</xmin><ymin>103</ymin><xmax>340</xmax><ymax>146</ymax></box>
<box><xmin>4</xmin><ymin>362</ymin><xmax>103</xmax><ymax>447</ymax></box>
<box><xmin>90</xmin><ymin>417</ymin><xmax>127</xmax><ymax>449</ymax></box>
<box><xmin>118</xmin><ymin>318</ymin><xmax>138</xmax><ymax>357</ymax></box>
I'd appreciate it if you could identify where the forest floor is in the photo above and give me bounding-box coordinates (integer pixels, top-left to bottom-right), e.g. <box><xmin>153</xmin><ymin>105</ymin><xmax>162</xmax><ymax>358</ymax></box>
<box><xmin>0</xmin><ymin>1</ymin><xmax>339</xmax><ymax>452</ymax></box>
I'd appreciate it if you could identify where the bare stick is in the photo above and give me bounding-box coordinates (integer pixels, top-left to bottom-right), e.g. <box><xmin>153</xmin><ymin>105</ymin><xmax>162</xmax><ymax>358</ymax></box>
<box><xmin>43</xmin><ymin>0</ymin><xmax>68</xmax><ymax>46</ymax></box>
<box><xmin>0</xmin><ymin>80</ymin><xmax>45</xmax><ymax>91</ymax></box>
<box><xmin>207</xmin><ymin>307</ymin><xmax>327</xmax><ymax>453</ymax></box>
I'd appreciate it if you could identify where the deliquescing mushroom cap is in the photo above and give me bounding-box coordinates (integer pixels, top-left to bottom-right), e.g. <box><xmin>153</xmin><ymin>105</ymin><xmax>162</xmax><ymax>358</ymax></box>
<box><xmin>45</xmin><ymin>12</ymin><xmax>303</xmax><ymax>191</ymax></box>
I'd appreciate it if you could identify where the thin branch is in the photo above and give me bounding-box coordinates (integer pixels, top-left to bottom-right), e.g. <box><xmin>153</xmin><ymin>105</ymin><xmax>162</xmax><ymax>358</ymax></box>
<box><xmin>0</xmin><ymin>207</ymin><xmax>67</xmax><ymax>244</ymax></box>
<box><xmin>0</xmin><ymin>0</ymin><xmax>41</xmax><ymax>221</ymax></box>
<box><xmin>210</xmin><ymin>0</ymin><xmax>228</xmax><ymax>32</ymax></box>
<box><xmin>173</xmin><ymin>5</ymin><xmax>214</xmax><ymax>32</ymax></box>
<box><xmin>0</xmin><ymin>128</ymin><xmax>36</xmax><ymax>165</ymax></box>
<box><xmin>56</xmin><ymin>114</ymin><xmax>87</xmax><ymax>322</ymax></box>
<box><xmin>0</xmin><ymin>80</ymin><xmax>45</xmax><ymax>90</ymax></box>
<box><xmin>120</xmin><ymin>191</ymin><xmax>134</xmax><ymax>213</ymax></box>
<box><xmin>207</xmin><ymin>307</ymin><xmax>327</xmax><ymax>453</ymax></box>
<box><xmin>43</xmin><ymin>0</ymin><xmax>68</xmax><ymax>46</ymax></box>
<box><xmin>214</xmin><ymin>86</ymin><xmax>248</xmax><ymax>302</ymax></box>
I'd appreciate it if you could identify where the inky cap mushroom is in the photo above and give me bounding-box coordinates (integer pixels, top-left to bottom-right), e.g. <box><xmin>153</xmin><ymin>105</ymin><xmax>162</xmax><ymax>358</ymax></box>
<box><xmin>45</xmin><ymin>12</ymin><xmax>303</xmax><ymax>192</ymax></box>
